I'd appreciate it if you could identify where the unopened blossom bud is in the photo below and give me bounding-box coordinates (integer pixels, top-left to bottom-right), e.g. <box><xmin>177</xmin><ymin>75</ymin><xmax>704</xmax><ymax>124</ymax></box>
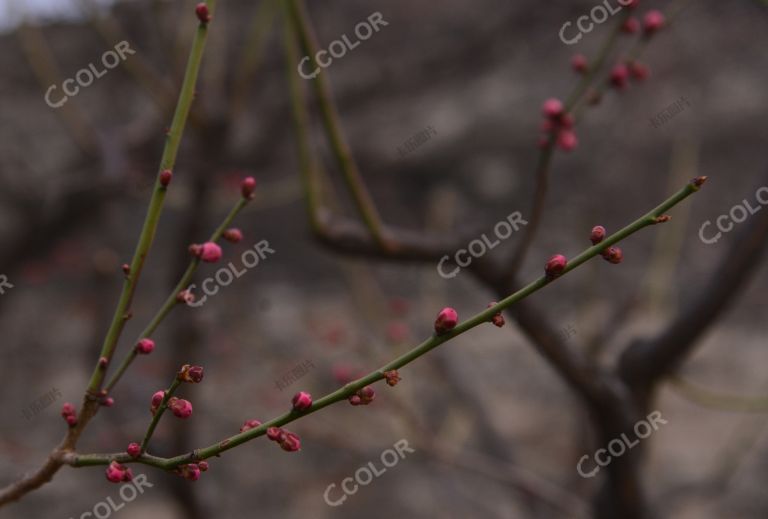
<box><xmin>178</xmin><ymin>364</ymin><xmax>204</xmax><ymax>383</ymax></box>
<box><xmin>105</xmin><ymin>461</ymin><xmax>127</xmax><ymax>483</ymax></box>
<box><xmin>101</xmin><ymin>397</ymin><xmax>115</xmax><ymax>407</ymax></box>
<box><xmin>122</xmin><ymin>468</ymin><xmax>133</xmax><ymax>482</ymax></box>
<box><xmin>198</xmin><ymin>461</ymin><xmax>209</xmax><ymax>472</ymax></box>
<box><xmin>602</xmin><ymin>247</ymin><xmax>624</xmax><ymax>264</ymax></box>
<box><xmin>159</xmin><ymin>169</ymin><xmax>173</xmax><ymax>187</ymax></box>
<box><xmin>188</xmin><ymin>243</ymin><xmax>203</xmax><ymax>257</ymax></box>
<box><xmin>65</xmin><ymin>414</ymin><xmax>78</xmax><ymax>426</ymax></box>
<box><xmin>624</xmin><ymin>0</ymin><xmax>640</xmax><ymax>9</ymax></box>
<box><xmin>384</xmin><ymin>370</ymin><xmax>401</xmax><ymax>387</ymax></box>
<box><xmin>545</xmin><ymin>254</ymin><xmax>568</xmax><ymax>279</ymax></box>
<box><xmin>557</xmin><ymin>130</ymin><xmax>578</xmax><ymax>152</ymax></box>
<box><xmin>121</xmin><ymin>264</ymin><xmax>130</xmax><ymax>276</ymax></box>
<box><xmin>182</xmin><ymin>463</ymin><xmax>201</xmax><ymax>481</ymax></box>
<box><xmin>292</xmin><ymin>391</ymin><xmax>313</xmax><ymax>411</ymax></box>
<box><xmin>98</xmin><ymin>356</ymin><xmax>109</xmax><ymax>368</ymax></box>
<box><xmin>241</xmin><ymin>176</ymin><xmax>257</xmax><ymax>199</ymax></box>
<box><xmin>61</xmin><ymin>403</ymin><xmax>75</xmax><ymax>417</ymax></box>
<box><xmin>176</xmin><ymin>289</ymin><xmax>195</xmax><ymax>305</ymax></box>
<box><xmin>487</xmin><ymin>302</ymin><xmax>505</xmax><ymax>327</ymax></box>
<box><xmin>168</xmin><ymin>397</ymin><xmax>193</xmax><ymax>419</ymax></box>
<box><xmin>127</xmin><ymin>443</ymin><xmax>141</xmax><ymax>458</ymax></box>
<box><xmin>542</xmin><ymin>98</ymin><xmax>564</xmax><ymax>119</ymax></box>
<box><xmin>590</xmin><ymin>225</ymin><xmax>606</xmax><ymax>245</ymax></box>
<box><xmin>349</xmin><ymin>386</ymin><xmax>375</xmax><ymax>406</ymax></box>
<box><xmin>610</xmin><ymin>63</ymin><xmax>629</xmax><ymax>90</ymax></box>
<box><xmin>654</xmin><ymin>215</ymin><xmax>671</xmax><ymax>224</ymax></box>
<box><xmin>621</xmin><ymin>17</ymin><xmax>639</xmax><ymax>33</ymax></box>
<box><xmin>434</xmin><ymin>307</ymin><xmax>458</xmax><ymax>335</ymax></box>
<box><xmin>240</xmin><ymin>419</ymin><xmax>262</xmax><ymax>433</ymax></box>
<box><xmin>222</xmin><ymin>228</ymin><xmax>243</xmax><ymax>243</ymax></box>
<box><xmin>571</xmin><ymin>54</ymin><xmax>588</xmax><ymax>73</ymax></box>
<box><xmin>266</xmin><ymin>427</ymin><xmax>283</xmax><ymax>441</ymax></box>
<box><xmin>279</xmin><ymin>431</ymin><xmax>301</xmax><ymax>452</ymax></box>
<box><xmin>136</xmin><ymin>338</ymin><xmax>155</xmax><ymax>355</ymax></box>
<box><xmin>643</xmin><ymin>10</ymin><xmax>665</xmax><ymax>35</ymax></box>
<box><xmin>195</xmin><ymin>3</ymin><xmax>211</xmax><ymax>23</ymax></box>
<box><xmin>197</xmin><ymin>242</ymin><xmax>222</xmax><ymax>263</ymax></box>
<box><xmin>150</xmin><ymin>390</ymin><xmax>165</xmax><ymax>414</ymax></box>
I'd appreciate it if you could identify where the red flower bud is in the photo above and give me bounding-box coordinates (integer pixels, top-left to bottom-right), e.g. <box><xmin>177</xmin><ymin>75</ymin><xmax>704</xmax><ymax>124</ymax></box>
<box><xmin>279</xmin><ymin>431</ymin><xmax>301</xmax><ymax>452</ymax></box>
<box><xmin>571</xmin><ymin>54</ymin><xmax>588</xmax><ymax>73</ymax></box>
<box><xmin>127</xmin><ymin>442</ymin><xmax>141</xmax><ymax>458</ymax></box>
<box><xmin>629</xmin><ymin>62</ymin><xmax>650</xmax><ymax>81</ymax></box>
<box><xmin>240</xmin><ymin>419</ymin><xmax>262</xmax><ymax>433</ymax></box>
<box><xmin>590</xmin><ymin>225</ymin><xmax>606</xmax><ymax>245</ymax></box>
<box><xmin>291</xmin><ymin>391</ymin><xmax>313</xmax><ymax>411</ymax></box>
<box><xmin>487</xmin><ymin>302</ymin><xmax>505</xmax><ymax>327</ymax></box>
<box><xmin>61</xmin><ymin>403</ymin><xmax>75</xmax><ymax>417</ymax></box>
<box><xmin>266</xmin><ymin>427</ymin><xmax>282</xmax><ymax>441</ymax></box>
<box><xmin>150</xmin><ymin>390</ymin><xmax>165</xmax><ymax>414</ymax></box>
<box><xmin>349</xmin><ymin>386</ymin><xmax>376</xmax><ymax>406</ymax></box>
<box><xmin>121</xmin><ymin>264</ymin><xmax>130</xmax><ymax>276</ymax></box>
<box><xmin>136</xmin><ymin>338</ymin><xmax>155</xmax><ymax>355</ymax></box>
<box><xmin>178</xmin><ymin>364</ymin><xmax>204</xmax><ymax>383</ymax></box>
<box><xmin>65</xmin><ymin>414</ymin><xmax>77</xmax><ymax>427</ymax></box>
<box><xmin>98</xmin><ymin>356</ymin><xmax>109</xmax><ymax>368</ymax></box>
<box><xmin>222</xmin><ymin>228</ymin><xmax>243</xmax><ymax>244</ymax></box>
<box><xmin>199</xmin><ymin>242</ymin><xmax>222</xmax><ymax>263</ymax></box>
<box><xmin>241</xmin><ymin>176</ymin><xmax>257</xmax><ymax>199</ymax></box>
<box><xmin>176</xmin><ymin>289</ymin><xmax>195</xmax><ymax>305</ymax></box>
<box><xmin>610</xmin><ymin>63</ymin><xmax>629</xmax><ymax>90</ymax></box>
<box><xmin>168</xmin><ymin>397</ymin><xmax>193</xmax><ymax>419</ymax></box>
<box><xmin>556</xmin><ymin>130</ymin><xmax>578</xmax><ymax>152</ymax></box>
<box><xmin>198</xmin><ymin>461</ymin><xmax>209</xmax><ymax>472</ymax></box>
<box><xmin>542</xmin><ymin>98</ymin><xmax>564</xmax><ymax>119</ymax></box>
<box><xmin>105</xmin><ymin>461</ymin><xmax>128</xmax><ymax>483</ymax></box>
<box><xmin>195</xmin><ymin>3</ymin><xmax>211</xmax><ymax>24</ymax></box>
<box><xmin>602</xmin><ymin>247</ymin><xmax>624</xmax><ymax>264</ymax></box>
<box><xmin>384</xmin><ymin>370</ymin><xmax>401</xmax><ymax>387</ymax></box>
<box><xmin>545</xmin><ymin>254</ymin><xmax>568</xmax><ymax>279</ymax></box>
<box><xmin>643</xmin><ymin>10</ymin><xmax>664</xmax><ymax>35</ymax></box>
<box><xmin>434</xmin><ymin>307</ymin><xmax>458</xmax><ymax>335</ymax></box>
<box><xmin>181</xmin><ymin>463</ymin><xmax>201</xmax><ymax>481</ymax></box>
<box><xmin>101</xmin><ymin>397</ymin><xmax>115</xmax><ymax>407</ymax></box>
<box><xmin>159</xmin><ymin>169</ymin><xmax>173</xmax><ymax>187</ymax></box>
<box><xmin>621</xmin><ymin>17</ymin><xmax>639</xmax><ymax>34</ymax></box>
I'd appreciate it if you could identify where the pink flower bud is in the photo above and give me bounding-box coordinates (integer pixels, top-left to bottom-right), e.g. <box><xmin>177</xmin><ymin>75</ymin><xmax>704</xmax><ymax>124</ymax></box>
<box><xmin>98</xmin><ymin>356</ymin><xmax>109</xmax><ymax>368</ymax></box>
<box><xmin>150</xmin><ymin>390</ymin><xmax>165</xmax><ymax>414</ymax></box>
<box><xmin>176</xmin><ymin>289</ymin><xmax>195</xmax><ymax>305</ymax></box>
<box><xmin>199</xmin><ymin>242</ymin><xmax>222</xmax><ymax>263</ymax></box>
<box><xmin>121</xmin><ymin>263</ymin><xmax>130</xmax><ymax>276</ymax></box>
<box><xmin>542</xmin><ymin>98</ymin><xmax>564</xmax><ymax>119</ymax></box>
<box><xmin>136</xmin><ymin>338</ymin><xmax>155</xmax><ymax>355</ymax></box>
<box><xmin>159</xmin><ymin>169</ymin><xmax>173</xmax><ymax>187</ymax></box>
<box><xmin>168</xmin><ymin>397</ymin><xmax>193</xmax><ymax>419</ymax></box>
<box><xmin>292</xmin><ymin>391</ymin><xmax>313</xmax><ymax>411</ymax></box>
<box><xmin>349</xmin><ymin>386</ymin><xmax>376</xmax><ymax>406</ymax></box>
<box><xmin>545</xmin><ymin>254</ymin><xmax>568</xmax><ymax>279</ymax></box>
<box><xmin>240</xmin><ymin>419</ymin><xmax>262</xmax><ymax>433</ymax></box>
<box><xmin>65</xmin><ymin>414</ymin><xmax>77</xmax><ymax>427</ymax></box>
<box><xmin>198</xmin><ymin>461</ymin><xmax>209</xmax><ymax>472</ymax></box>
<box><xmin>556</xmin><ymin>130</ymin><xmax>578</xmax><ymax>152</ymax></box>
<box><xmin>621</xmin><ymin>17</ymin><xmax>639</xmax><ymax>34</ymax></box>
<box><xmin>195</xmin><ymin>3</ymin><xmax>211</xmax><ymax>23</ymax></box>
<box><xmin>602</xmin><ymin>247</ymin><xmax>624</xmax><ymax>264</ymax></box>
<box><xmin>590</xmin><ymin>225</ymin><xmax>606</xmax><ymax>245</ymax></box>
<box><xmin>182</xmin><ymin>463</ymin><xmax>201</xmax><ymax>481</ymax></box>
<box><xmin>624</xmin><ymin>0</ymin><xmax>640</xmax><ymax>9</ymax></box>
<box><xmin>127</xmin><ymin>443</ymin><xmax>141</xmax><ymax>458</ymax></box>
<box><xmin>105</xmin><ymin>461</ymin><xmax>126</xmax><ymax>483</ymax></box>
<box><xmin>629</xmin><ymin>62</ymin><xmax>650</xmax><ymax>81</ymax></box>
<box><xmin>384</xmin><ymin>370</ymin><xmax>401</xmax><ymax>387</ymax></box>
<box><xmin>122</xmin><ymin>468</ymin><xmax>133</xmax><ymax>482</ymax></box>
<box><xmin>571</xmin><ymin>54</ymin><xmax>588</xmax><ymax>73</ymax></box>
<box><xmin>222</xmin><ymin>228</ymin><xmax>243</xmax><ymax>243</ymax></box>
<box><xmin>487</xmin><ymin>302</ymin><xmax>505</xmax><ymax>328</ymax></box>
<box><xmin>178</xmin><ymin>364</ymin><xmax>204</xmax><ymax>383</ymax></box>
<box><xmin>61</xmin><ymin>403</ymin><xmax>76</xmax><ymax>417</ymax></box>
<box><xmin>434</xmin><ymin>307</ymin><xmax>458</xmax><ymax>335</ymax></box>
<box><xmin>101</xmin><ymin>397</ymin><xmax>115</xmax><ymax>407</ymax></box>
<box><xmin>266</xmin><ymin>427</ymin><xmax>283</xmax><ymax>441</ymax></box>
<box><xmin>279</xmin><ymin>431</ymin><xmax>301</xmax><ymax>452</ymax></box>
<box><xmin>643</xmin><ymin>10</ymin><xmax>664</xmax><ymax>35</ymax></box>
<box><xmin>610</xmin><ymin>63</ymin><xmax>629</xmax><ymax>90</ymax></box>
<box><xmin>241</xmin><ymin>176</ymin><xmax>257</xmax><ymax>199</ymax></box>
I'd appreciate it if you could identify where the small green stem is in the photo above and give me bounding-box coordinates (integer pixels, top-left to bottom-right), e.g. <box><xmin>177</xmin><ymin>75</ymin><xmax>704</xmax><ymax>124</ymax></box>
<box><xmin>140</xmin><ymin>378</ymin><xmax>182</xmax><ymax>453</ymax></box>
<box><xmin>68</xmin><ymin>178</ymin><xmax>706</xmax><ymax>470</ymax></box>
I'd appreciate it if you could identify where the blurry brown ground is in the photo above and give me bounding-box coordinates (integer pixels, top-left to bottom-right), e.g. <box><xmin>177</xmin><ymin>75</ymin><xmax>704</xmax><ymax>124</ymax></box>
<box><xmin>0</xmin><ymin>0</ymin><xmax>767</xmax><ymax>518</ymax></box>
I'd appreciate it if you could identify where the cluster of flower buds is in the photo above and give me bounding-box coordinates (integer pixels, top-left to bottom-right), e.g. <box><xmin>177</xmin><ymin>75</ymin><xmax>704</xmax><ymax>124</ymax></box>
<box><xmin>266</xmin><ymin>427</ymin><xmax>301</xmax><ymax>452</ymax></box>
<box><xmin>178</xmin><ymin>364</ymin><xmax>204</xmax><ymax>384</ymax></box>
<box><xmin>168</xmin><ymin>397</ymin><xmax>193</xmax><ymax>419</ymax></box>
<box><xmin>195</xmin><ymin>3</ymin><xmax>211</xmax><ymax>24</ymax></box>
<box><xmin>61</xmin><ymin>402</ymin><xmax>77</xmax><ymax>427</ymax></box>
<box><xmin>222</xmin><ymin>228</ymin><xmax>243</xmax><ymax>244</ymax></box>
<box><xmin>176</xmin><ymin>289</ymin><xmax>195</xmax><ymax>305</ymax></box>
<box><xmin>349</xmin><ymin>386</ymin><xmax>376</xmax><ymax>406</ymax></box>
<box><xmin>291</xmin><ymin>391</ymin><xmax>313</xmax><ymax>412</ymax></box>
<box><xmin>189</xmin><ymin>242</ymin><xmax>222</xmax><ymax>263</ymax></box>
<box><xmin>539</xmin><ymin>98</ymin><xmax>577</xmax><ymax>152</ymax></box>
<box><xmin>590</xmin><ymin>225</ymin><xmax>624</xmax><ymax>264</ymax></box>
<box><xmin>135</xmin><ymin>338</ymin><xmax>155</xmax><ymax>355</ymax></box>
<box><xmin>126</xmin><ymin>442</ymin><xmax>141</xmax><ymax>458</ymax></box>
<box><xmin>384</xmin><ymin>370</ymin><xmax>401</xmax><ymax>387</ymax></box>
<box><xmin>240</xmin><ymin>419</ymin><xmax>262</xmax><ymax>433</ymax></box>
<box><xmin>241</xmin><ymin>176</ymin><xmax>256</xmax><ymax>200</ymax></box>
<box><xmin>544</xmin><ymin>254</ymin><xmax>568</xmax><ymax>279</ymax></box>
<box><xmin>434</xmin><ymin>307</ymin><xmax>458</xmax><ymax>335</ymax></box>
<box><xmin>98</xmin><ymin>390</ymin><xmax>114</xmax><ymax>407</ymax></box>
<box><xmin>105</xmin><ymin>461</ymin><xmax>133</xmax><ymax>483</ymax></box>
<box><xmin>487</xmin><ymin>302</ymin><xmax>505</xmax><ymax>327</ymax></box>
<box><xmin>176</xmin><ymin>462</ymin><xmax>206</xmax><ymax>481</ymax></box>
<box><xmin>609</xmin><ymin>60</ymin><xmax>650</xmax><ymax>90</ymax></box>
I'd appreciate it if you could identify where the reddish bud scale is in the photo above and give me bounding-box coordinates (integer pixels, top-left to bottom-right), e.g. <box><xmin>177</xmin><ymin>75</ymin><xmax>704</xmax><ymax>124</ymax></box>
<box><xmin>384</xmin><ymin>370</ymin><xmax>401</xmax><ymax>387</ymax></box>
<box><xmin>178</xmin><ymin>364</ymin><xmax>204</xmax><ymax>383</ymax></box>
<box><xmin>434</xmin><ymin>307</ymin><xmax>458</xmax><ymax>335</ymax></box>
<box><xmin>292</xmin><ymin>391</ymin><xmax>313</xmax><ymax>411</ymax></box>
<box><xmin>159</xmin><ymin>169</ymin><xmax>172</xmax><ymax>187</ymax></box>
<box><xmin>195</xmin><ymin>3</ymin><xmax>211</xmax><ymax>24</ymax></box>
<box><xmin>487</xmin><ymin>302</ymin><xmax>505</xmax><ymax>328</ymax></box>
<box><xmin>98</xmin><ymin>356</ymin><xmax>109</xmax><ymax>368</ymax></box>
<box><xmin>121</xmin><ymin>264</ymin><xmax>130</xmax><ymax>276</ymax></box>
<box><xmin>240</xmin><ymin>419</ymin><xmax>262</xmax><ymax>433</ymax></box>
<box><xmin>222</xmin><ymin>228</ymin><xmax>243</xmax><ymax>244</ymax></box>
<box><xmin>198</xmin><ymin>461</ymin><xmax>209</xmax><ymax>472</ymax></box>
<box><xmin>176</xmin><ymin>289</ymin><xmax>195</xmax><ymax>305</ymax></box>
<box><xmin>545</xmin><ymin>254</ymin><xmax>568</xmax><ymax>279</ymax></box>
<box><xmin>601</xmin><ymin>247</ymin><xmax>624</xmax><ymax>264</ymax></box>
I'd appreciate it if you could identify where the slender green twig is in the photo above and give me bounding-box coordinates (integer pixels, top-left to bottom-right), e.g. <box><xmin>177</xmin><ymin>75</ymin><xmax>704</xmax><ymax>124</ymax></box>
<box><xmin>85</xmin><ymin>0</ymin><xmax>218</xmax><ymax>397</ymax></box>
<box><xmin>104</xmin><ymin>197</ymin><xmax>249</xmax><ymax>392</ymax></box>
<box><xmin>68</xmin><ymin>177</ymin><xmax>706</xmax><ymax>470</ymax></box>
